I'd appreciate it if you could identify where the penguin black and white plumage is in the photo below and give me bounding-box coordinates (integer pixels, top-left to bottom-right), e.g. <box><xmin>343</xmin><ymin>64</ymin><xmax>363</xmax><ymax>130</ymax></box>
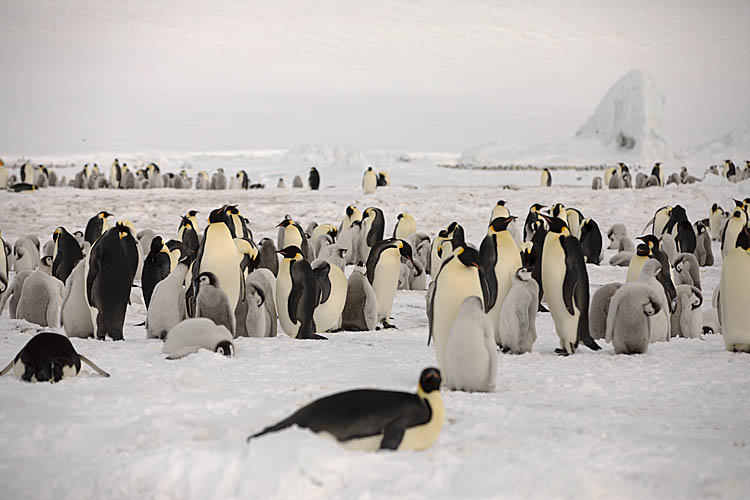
<box><xmin>340</xmin><ymin>263</ymin><xmax>378</xmax><ymax>331</ymax></box>
<box><xmin>277</xmin><ymin>218</ymin><xmax>309</xmax><ymax>260</ymax></box>
<box><xmin>276</xmin><ymin>246</ymin><xmax>325</xmax><ymax>340</ymax></box>
<box><xmin>308</xmin><ymin>167</ymin><xmax>320</xmax><ymax>190</ymax></box>
<box><xmin>248</xmin><ymin>367</ymin><xmax>444</xmax><ymax>452</ymax></box>
<box><xmin>429</xmin><ymin>222</ymin><xmax>457</xmax><ymax>277</ymax></box>
<box><xmin>673</xmin><ymin>253</ymin><xmax>701</xmax><ymax>290</ymax></box>
<box><xmin>194</xmin><ymin>271</ymin><xmax>236</xmax><ymax>335</ymax></box>
<box><xmin>541</xmin><ymin>168</ymin><xmax>552</xmax><ymax>187</ymax></box>
<box><xmin>0</xmin><ymin>230</ymin><xmax>10</xmax><ymax>297</ymax></box>
<box><xmin>377</xmin><ymin>171</ymin><xmax>390</xmax><ymax>187</ymax></box>
<box><xmin>192</xmin><ymin>207</ymin><xmax>243</xmax><ymax>316</ymax></box>
<box><xmin>366</xmin><ymin>238</ymin><xmax>412</xmax><ymax>328</ymax></box>
<box><xmin>311</xmin><ymin>259</ymin><xmax>347</xmax><ymax>333</ymax></box>
<box><xmin>636</xmin><ymin>260</ymin><xmax>671</xmax><ymax>343</ymax></box>
<box><xmin>60</xmin><ymin>261</ymin><xmax>94</xmax><ymax>338</ymax></box>
<box><xmin>359</xmin><ymin>207</ymin><xmax>385</xmax><ymax>263</ymax></box>
<box><xmin>393</xmin><ymin>212</ymin><xmax>417</xmax><ymax>240</ymax></box>
<box><xmin>258</xmin><ymin>238</ymin><xmax>279</xmax><ymax>277</ymax></box>
<box><xmin>721</xmin><ymin>205</ymin><xmax>748</xmax><ymax>257</ymax></box>
<box><xmin>116</xmin><ymin>221</ymin><xmax>141</xmax><ymax>283</ymax></box>
<box><xmin>665</xmin><ymin>206</ymin><xmax>696</xmax><ymax>254</ymax></box>
<box><xmin>523</xmin><ymin>204</ymin><xmax>546</xmax><ymax>242</ymax></box>
<box><xmin>162</xmin><ymin>318</ymin><xmax>234</xmax><ymax>359</ymax></box>
<box><xmin>498</xmin><ymin>267</ymin><xmax>539</xmax><ymax>354</ymax></box>
<box><xmin>605</xmin><ymin>283</ymin><xmax>663</xmax><ymax>355</ymax></box>
<box><xmin>142</xmin><ymin>237</ymin><xmax>172</xmax><ymax>309</ymax></box>
<box><xmin>651</xmin><ymin>162</ymin><xmax>664</xmax><ymax>186</ymax></box>
<box><xmin>147</xmin><ymin>258</ymin><xmax>190</xmax><ymax>339</ymax></box>
<box><xmin>589</xmin><ymin>283</ymin><xmax>622</xmax><ymax>340</ymax></box>
<box><xmin>539</xmin><ymin>215</ymin><xmax>601</xmax><ymax>355</ymax></box>
<box><xmin>694</xmin><ymin>223</ymin><xmax>714</xmax><ymax>267</ymax></box>
<box><xmin>0</xmin><ymin>332</ymin><xmax>109</xmax><ymax>382</ymax></box>
<box><xmin>580</xmin><ymin>218</ymin><xmax>603</xmax><ymax>265</ymax></box>
<box><xmin>720</xmin><ymin>226</ymin><xmax>750</xmax><ymax>352</ymax></box>
<box><xmin>235</xmin><ymin>170</ymin><xmax>250</xmax><ymax>189</ymax></box>
<box><xmin>709</xmin><ymin>204</ymin><xmax>724</xmax><ymax>241</ymax></box>
<box><xmin>109</xmin><ymin>159</ymin><xmax>121</xmax><ymax>188</ymax></box>
<box><xmin>626</xmin><ymin>244</ymin><xmax>650</xmax><ymax>283</ymax></box>
<box><xmin>671</xmin><ymin>285</ymin><xmax>703</xmax><ymax>339</ymax></box>
<box><xmin>565</xmin><ymin>208</ymin><xmax>584</xmax><ymax>239</ymax></box>
<box><xmin>51</xmin><ymin>226</ymin><xmax>83</xmax><ymax>284</ymax></box>
<box><xmin>636</xmin><ymin>235</ymin><xmax>677</xmax><ymax>311</ymax></box>
<box><xmin>15</xmin><ymin>270</ymin><xmax>64</xmax><ymax>328</ymax></box>
<box><xmin>178</xmin><ymin>216</ymin><xmax>200</xmax><ymax>257</ymax></box>
<box><xmin>362</xmin><ymin>167</ymin><xmax>377</xmax><ymax>195</ymax></box>
<box><xmin>84</xmin><ymin>211</ymin><xmax>113</xmax><ymax>245</ymax></box>
<box><xmin>429</xmin><ymin>244</ymin><xmax>487</xmax><ymax>373</ymax></box>
<box><xmin>480</xmin><ymin>216</ymin><xmax>521</xmax><ymax>345</ymax></box>
<box><xmin>444</xmin><ymin>296</ymin><xmax>496</xmax><ymax>392</ymax></box>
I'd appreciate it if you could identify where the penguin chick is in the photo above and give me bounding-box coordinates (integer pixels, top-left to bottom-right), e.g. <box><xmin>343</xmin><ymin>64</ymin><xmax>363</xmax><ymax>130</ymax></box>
<box><xmin>498</xmin><ymin>267</ymin><xmax>539</xmax><ymax>354</ymax></box>
<box><xmin>605</xmin><ymin>283</ymin><xmax>663</xmax><ymax>354</ymax></box>
<box><xmin>589</xmin><ymin>283</ymin><xmax>622</xmax><ymax>340</ymax></box>
<box><xmin>195</xmin><ymin>271</ymin><xmax>236</xmax><ymax>335</ymax></box>
<box><xmin>163</xmin><ymin>318</ymin><xmax>234</xmax><ymax>359</ymax></box>
<box><xmin>670</xmin><ymin>285</ymin><xmax>703</xmax><ymax>339</ymax></box>
<box><xmin>444</xmin><ymin>296</ymin><xmax>496</xmax><ymax>392</ymax></box>
<box><xmin>15</xmin><ymin>270</ymin><xmax>64</xmax><ymax>328</ymax></box>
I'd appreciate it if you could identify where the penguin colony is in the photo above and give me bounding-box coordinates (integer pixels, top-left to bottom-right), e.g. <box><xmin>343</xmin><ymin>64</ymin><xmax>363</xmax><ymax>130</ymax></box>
<box><xmin>1</xmin><ymin>158</ymin><xmax>749</xmax><ymax>454</ymax></box>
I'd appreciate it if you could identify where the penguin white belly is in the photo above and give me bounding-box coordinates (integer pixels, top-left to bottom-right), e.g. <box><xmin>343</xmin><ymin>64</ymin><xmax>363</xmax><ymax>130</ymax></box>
<box><xmin>276</xmin><ymin>261</ymin><xmax>300</xmax><ymax>337</ymax></box>
<box><xmin>487</xmin><ymin>241</ymin><xmax>522</xmax><ymax>341</ymax></box>
<box><xmin>0</xmin><ymin>166</ymin><xmax>7</xmax><ymax>189</ymax></box>
<box><xmin>709</xmin><ymin>213</ymin><xmax>722</xmax><ymax>240</ymax></box>
<box><xmin>363</xmin><ymin>173</ymin><xmax>377</xmax><ymax>194</ymax></box>
<box><xmin>394</xmin><ymin>219</ymin><xmax>416</xmax><ymax>240</ymax></box>
<box><xmin>432</xmin><ymin>264</ymin><xmax>483</xmax><ymax>373</ymax></box>
<box><xmin>372</xmin><ymin>251</ymin><xmax>401</xmax><ymax>321</ymax></box>
<box><xmin>396</xmin><ymin>393</ymin><xmax>445</xmax><ymax>451</ymax></box>
<box><xmin>82</xmin><ymin>251</ymin><xmax>99</xmax><ymax>337</ymax></box>
<box><xmin>722</xmin><ymin>220</ymin><xmax>745</xmax><ymax>257</ymax></box>
<box><xmin>200</xmin><ymin>227</ymin><xmax>241</xmax><ymax>313</ymax></box>
<box><xmin>283</xmin><ymin>226</ymin><xmax>302</xmax><ymax>249</ymax></box>
<box><xmin>430</xmin><ymin>237</ymin><xmax>446</xmax><ymax>277</ymax></box>
<box><xmin>542</xmin><ymin>243</ymin><xmax>578</xmax><ymax>346</ymax></box>
<box><xmin>654</xmin><ymin>213</ymin><xmax>670</xmax><ymax>236</ymax></box>
<box><xmin>314</xmin><ymin>265</ymin><xmax>348</xmax><ymax>332</ymax></box>
<box><xmin>626</xmin><ymin>255</ymin><xmax>648</xmax><ymax>283</ymax></box>
<box><xmin>720</xmin><ymin>251</ymin><xmax>750</xmax><ymax>350</ymax></box>
<box><xmin>61</xmin><ymin>261</ymin><xmax>94</xmax><ymax>338</ymax></box>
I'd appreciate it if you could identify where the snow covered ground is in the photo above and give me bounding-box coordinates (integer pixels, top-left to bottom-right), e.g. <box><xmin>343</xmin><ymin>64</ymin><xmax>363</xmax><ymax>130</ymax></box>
<box><xmin>1</xmin><ymin>174</ymin><xmax>749</xmax><ymax>500</ymax></box>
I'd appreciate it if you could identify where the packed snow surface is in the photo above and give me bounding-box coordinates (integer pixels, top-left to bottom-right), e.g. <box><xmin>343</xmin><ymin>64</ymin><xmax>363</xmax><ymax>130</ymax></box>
<box><xmin>1</xmin><ymin>175</ymin><xmax>750</xmax><ymax>499</ymax></box>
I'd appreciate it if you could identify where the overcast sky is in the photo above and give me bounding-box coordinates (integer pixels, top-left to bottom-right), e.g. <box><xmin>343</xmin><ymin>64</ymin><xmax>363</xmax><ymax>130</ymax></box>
<box><xmin>0</xmin><ymin>0</ymin><xmax>747</xmax><ymax>156</ymax></box>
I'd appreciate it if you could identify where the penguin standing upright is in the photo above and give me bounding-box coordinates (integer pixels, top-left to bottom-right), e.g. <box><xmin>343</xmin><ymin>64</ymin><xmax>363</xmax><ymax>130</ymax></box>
<box><xmin>109</xmin><ymin>159</ymin><xmax>121</xmax><ymax>188</ymax></box>
<box><xmin>428</xmin><ymin>243</ymin><xmax>486</xmax><ymax>373</ymax></box>
<box><xmin>565</xmin><ymin>208</ymin><xmax>584</xmax><ymax>239</ymax></box>
<box><xmin>147</xmin><ymin>257</ymin><xmax>190</xmax><ymax>339</ymax></box>
<box><xmin>362</xmin><ymin>167</ymin><xmax>377</xmax><ymax>195</ymax></box>
<box><xmin>51</xmin><ymin>227</ymin><xmax>83</xmax><ymax>284</ymax></box>
<box><xmin>541</xmin><ymin>168</ymin><xmax>552</xmax><ymax>187</ymax></box>
<box><xmin>195</xmin><ymin>271</ymin><xmax>236</xmax><ymax>335</ymax></box>
<box><xmin>276</xmin><ymin>246</ymin><xmax>326</xmax><ymax>340</ymax></box>
<box><xmin>84</xmin><ymin>211</ymin><xmax>113</xmax><ymax>244</ymax></box>
<box><xmin>636</xmin><ymin>235</ymin><xmax>677</xmax><ymax>310</ymax></box>
<box><xmin>178</xmin><ymin>216</ymin><xmax>200</xmax><ymax>257</ymax></box>
<box><xmin>647</xmin><ymin>206</ymin><xmax>672</xmax><ymax>236</ymax></box>
<box><xmin>359</xmin><ymin>207</ymin><xmax>385</xmax><ymax>263</ymax></box>
<box><xmin>721</xmin><ymin>205</ymin><xmax>748</xmax><ymax>257</ymax></box>
<box><xmin>579</xmin><ymin>218</ymin><xmax>603</xmax><ymax>265</ymax></box>
<box><xmin>480</xmin><ymin>216</ymin><xmax>521</xmax><ymax>345</ymax></box>
<box><xmin>142</xmin><ymin>237</ymin><xmax>172</xmax><ymax>309</ymax></box>
<box><xmin>84</xmin><ymin>227</ymin><xmax>133</xmax><ymax>340</ymax></box>
<box><xmin>540</xmin><ymin>215</ymin><xmax>601</xmax><ymax>355</ymax></box>
<box><xmin>720</xmin><ymin>227</ymin><xmax>750</xmax><ymax>352</ymax></box>
<box><xmin>258</xmin><ymin>238</ymin><xmax>279</xmax><ymax>276</ymax></box>
<box><xmin>626</xmin><ymin>244</ymin><xmax>651</xmax><ymax>283</ymax></box>
<box><xmin>429</xmin><ymin>222</ymin><xmax>458</xmax><ymax>277</ymax></box>
<box><xmin>524</xmin><ymin>204</ymin><xmax>546</xmax><ymax>241</ymax></box>
<box><xmin>277</xmin><ymin>218</ymin><xmax>310</xmax><ymax>260</ymax></box>
<box><xmin>311</xmin><ymin>260</ymin><xmax>347</xmax><ymax>333</ymax></box>
<box><xmin>366</xmin><ymin>238</ymin><xmax>413</xmax><ymax>329</ymax></box>
<box><xmin>709</xmin><ymin>203</ymin><xmax>724</xmax><ymax>241</ymax></box>
<box><xmin>393</xmin><ymin>213</ymin><xmax>417</xmax><ymax>240</ymax></box>
<box><xmin>309</xmin><ymin>167</ymin><xmax>320</xmax><ymax>190</ymax></box>
<box><xmin>192</xmin><ymin>207</ymin><xmax>243</xmax><ymax>316</ymax></box>
<box><xmin>651</xmin><ymin>162</ymin><xmax>664</xmax><ymax>186</ymax></box>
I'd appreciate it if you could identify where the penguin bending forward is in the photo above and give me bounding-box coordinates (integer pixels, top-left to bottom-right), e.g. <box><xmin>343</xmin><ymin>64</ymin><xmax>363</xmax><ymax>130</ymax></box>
<box><xmin>248</xmin><ymin>368</ymin><xmax>444</xmax><ymax>452</ymax></box>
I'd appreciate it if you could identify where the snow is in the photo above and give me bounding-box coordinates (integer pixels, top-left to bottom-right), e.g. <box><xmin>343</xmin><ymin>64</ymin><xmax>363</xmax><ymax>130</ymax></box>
<box><xmin>1</xmin><ymin>175</ymin><xmax>749</xmax><ymax>499</ymax></box>
<box><xmin>680</xmin><ymin>120</ymin><xmax>750</xmax><ymax>170</ymax></box>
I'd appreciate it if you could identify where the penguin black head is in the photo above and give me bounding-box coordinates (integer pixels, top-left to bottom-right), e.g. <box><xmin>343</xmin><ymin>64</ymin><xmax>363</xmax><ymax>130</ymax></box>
<box><xmin>74</xmin><ymin>230</ymin><xmax>84</xmax><ymax>238</ymax></box>
<box><xmin>214</xmin><ymin>340</ymin><xmax>234</xmax><ymax>357</ymax></box>
<box><xmin>496</xmin><ymin>200</ymin><xmax>506</xmax><ymax>206</ymax></box>
<box><xmin>539</xmin><ymin>214</ymin><xmax>568</xmax><ymax>234</ymax></box>
<box><xmin>396</xmin><ymin>239</ymin><xmax>413</xmax><ymax>263</ymax></box>
<box><xmin>150</xmin><ymin>237</ymin><xmax>165</xmax><ymax>254</ymax></box>
<box><xmin>98</xmin><ymin>211</ymin><xmax>113</xmax><ymax>218</ymax></box>
<box><xmin>530</xmin><ymin>203</ymin><xmax>545</xmax><ymax>212</ymax></box>
<box><xmin>711</xmin><ymin>203</ymin><xmax>719</xmax><ymax>212</ymax></box>
<box><xmin>197</xmin><ymin>271</ymin><xmax>220</xmax><ymax>287</ymax></box>
<box><xmin>733</xmin><ymin>199</ymin><xmax>743</xmax><ymax>208</ymax></box>
<box><xmin>188</xmin><ymin>210</ymin><xmax>199</xmax><ymax>217</ymax></box>
<box><xmin>736</xmin><ymin>227</ymin><xmax>750</xmax><ymax>251</ymax></box>
<box><xmin>180</xmin><ymin>216</ymin><xmax>193</xmax><ymax>229</ymax></box>
<box><xmin>636</xmin><ymin>243</ymin><xmax>649</xmax><ymax>257</ymax></box>
<box><xmin>277</xmin><ymin>218</ymin><xmax>293</xmax><ymax>228</ymax></box>
<box><xmin>367</xmin><ymin>166</ymin><xmax>373</xmax><ymax>172</ymax></box>
<box><xmin>489</xmin><ymin>216</ymin><xmax>517</xmax><ymax>232</ymax></box>
<box><xmin>278</xmin><ymin>246</ymin><xmax>303</xmax><ymax>259</ymax></box>
<box><xmin>636</xmin><ymin>235</ymin><xmax>659</xmax><ymax>251</ymax></box>
<box><xmin>41</xmin><ymin>256</ymin><xmax>53</xmax><ymax>267</ymax></box>
<box><xmin>346</xmin><ymin>205</ymin><xmax>356</xmax><ymax>217</ymax></box>
<box><xmin>225</xmin><ymin>205</ymin><xmax>240</xmax><ymax>215</ymax></box>
<box><xmin>53</xmin><ymin>227</ymin><xmax>63</xmax><ymax>241</ymax></box>
<box><xmin>654</xmin><ymin>162</ymin><xmax>661</xmax><ymax>167</ymax></box>
<box><xmin>696</xmin><ymin>222</ymin><xmax>706</xmax><ymax>234</ymax></box>
<box><xmin>208</xmin><ymin>206</ymin><xmax>232</xmax><ymax>225</ymax></box>
<box><xmin>418</xmin><ymin>367</ymin><xmax>441</xmax><ymax>393</ymax></box>
<box><xmin>397</xmin><ymin>213</ymin><xmax>403</xmax><ymax>220</ymax></box>
<box><xmin>455</xmin><ymin>245</ymin><xmax>481</xmax><ymax>268</ymax></box>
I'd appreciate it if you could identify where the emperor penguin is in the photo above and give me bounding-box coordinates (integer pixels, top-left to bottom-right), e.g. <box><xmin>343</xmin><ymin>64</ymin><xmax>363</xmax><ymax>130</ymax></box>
<box><xmin>444</xmin><ymin>296</ymin><xmax>497</xmax><ymax>392</ymax></box>
<box><xmin>142</xmin><ymin>237</ymin><xmax>172</xmax><ymax>309</ymax></box>
<box><xmin>377</xmin><ymin>171</ymin><xmax>391</xmax><ymax>187</ymax></box>
<box><xmin>366</xmin><ymin>238</ymin><xmax>413</xmax><ymax>328</ymax></box>
<box><xmin>359</xmin><ymin>207</ymin><xmax>385</xmax><ymax>263</ymax></box>
<box><xmin>247</xmin><ymin>368</ymin><xmax>444</xmax><ymax>452</ymax></box>
<box><xmin>565</xmin><ymin>208</ymin><xmax>584</xmax><ymax>239</ymax></box>
<box><xmin>0</xmin><ymin>159</ymin><xmax>7</xmax><ymax>189</ymax></box>
<box><xmin>61</xmin><ymin>261</ymin><xmax>94</xmax><ymax>338</ymax></box>
<box><xmin>549</xmin><ymin>203</ymin><xmax>568</xmax><ymax>224</ymax></box>
<box><xmin>277</xmin><ymin>217</ymin><xmax>309</xmax><ymax>260</ymax></box>
<box><xmin>636</xmin><ymin>235</ymin><xmax>677</xmax><ymax>311</ymax></box>
<box><xmin>84</xmin><ymin>227</ymin><xmax>133</xmax><ymax>340</ymax></box>
<box><xmin>163</xmin><ymin>318</ymin><xmax>234</xmax><ymax>359</ymax></box>
<box><xmin>276</xmin><ymin>246</ymin><xmax>326</xmax><ymax>339</ymax></box>
<box><xmin>20</xmin><ymin>162</ymin><xmax>35</xmax><ymax>184</ymax></box>
<box><xmin>605</xmin><ymin>283</ymin><xmax>663</xmax><ymax>354</ymax></box>
<box><xmin>541</xmin><ymin>168</ymin><xmax>552</xmax><ymax>187</ymax></box>
<box><xmin>109</xmin><ymin>159</ymin><xmax>121</xmax><ymax>188</ymax></box>
<box><xmin>490</xmin><ymin>200</ymin><xmax>522</xmax><ymax>246</ymax></box>
<box><xmin>195</xmin><ymin>271</ymin><xmax>236</xmax><ymax>335</ymax></box>
<box><xmin>719</xmin><ymin>226</ymin><xmax>750</xmax><ymax>352</ymax></box>
<box><xmin>393</xmin><ymin>213</ymin><xmax>417</xmax><ymax>240</ymax></box>
<box><xmin>607</xmin><ymin>223</ymin><xmax>628</xmax><ymax>250</ymax></box>
<box><xmin>0</xmin><ymin>332</ymin><xmax>109</xmax><ymax>383</ymax></box>
<box><xmin>589</xmin><ymin>282</ymin><xmax>623</xmax><ymax>340</ymax></box>
<box><xmin>258</xmin><ymin>238</ymin><xmax>279</xmax><ymax>276</ymax></box>
<box><xmin>694</xmin><ymin>223</ymin><xmax>714</xmax><ymax>267</ymax></box>
<box><xmin>51</xmin><ymin>226</ymin><xmax>83</xmax><ymax>284</ymax></box>
<box><xmin>147</xmin><ymin>257</ymin><xmax>190</xmax><ymax>339</ymax></box>
<box><xmin>309</xmin><ymin>166</ymin><xmax>320</xmax><ymax>190</ymax></box>
<box><xmin>178</xmin><ymin>214</ymin><xmax>200</xmax><ymax>256</ymax></box>
<box><xmin>15</xmin><ymin>270</ymin><xmax>64</xmax><ymax>327</ymax></box>
<box><xmin>603</xmin><ymin>165</ymin><xmax>617</xmax><ymax>186</ymax></box>
<box><xmin>579</xmin><ymin>218</ymin><xmax>603</xmax><ymax>265</ymax></box>
<box><xmin>429</xmin><ymin>222</ymin><xmax>456</xmax><ymax>276</ymax></box>
<box><xmin>539</xmin><ymin>215</ymin><xmax>601</xmax><ymax>355</ymax></box>
<box><xmin>340</xmin><ymin>263</ymin><xmax>378</xmax><ymax>331</ymax></box>
<box><xmin>428</xmin><ymin>243</ymin><xmax>486</xmax><ymax>374</ymax></box>
<box><xmin>523</xmin><ymin>203</ymin><xmax>546</xmax><ymax>242</ymax></box>
<box><xmin>480</xmin><ymin>216</ymin><xmax>521</xmax><ymax>345</ymax></box>
<box><xmin>651</xmin><ymin>162</ymin><xmax>664</xmax><ymax>186</ymax></box>
<box><xmin>192</xmin><ymin>206</ymin><xmax>243</xmax><ymax>316</ymax></box>
<box><xmin>116</xmin><ymin>221</ymin><xmax>141</xmax><ymax>283</ymax></box>
<box><xmin>341</xmin><ymin>205</ymin><xmax>362</xmax><ymax>231</ymax></box>
<box><xmin>84</xmin><ymin>211</ymin><xmax>114</xmax><ymax>244</ymax></box>
<box><xmin>636</xmin><ymin>260</ymin><xmax>671</xmax><ymax>342</ymax></box>
<box><xmin>362</xmin><ymin>167</ymin><xmax>377</xmax><ymax>195</ymax></box>
<box><xmin>721</xmin><ymin>205</ymin><xmax>748</xmax><ymax>257</ymax></box>
<box><xmin>311</xmin><ymin>259</ymin><xmax>348</xmax><ymax>333</ymax></box>
<box><xmin>670</xmin><ymin>285</ymin><xmax>703</xmax><ymax>339</ymax></box>
<box><xmin>673</xmin><ymin>253</ymin><xmax>701</xmax><ymax>290</ymax></box>
<box><xmin>498</xmin><ymin>267</ymin><xmax>539</xmax><ymax>354</ymax></box>
<box><xmin>649</xmin><ymin>206</ymin><xmax>672</xmax><ymax>236</ymax></box>
<box><xmin>246</xmin><ymin>269</ymin><xmax>277</xmax><ymax>337</ymax></box>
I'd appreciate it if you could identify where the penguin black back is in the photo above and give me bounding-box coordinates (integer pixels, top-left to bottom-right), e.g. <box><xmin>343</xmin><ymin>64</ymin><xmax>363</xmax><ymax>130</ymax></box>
<box><xmin>52</xmin><ymin>226</ymin><xmax>83</xmax><ymax>284</ymax></box>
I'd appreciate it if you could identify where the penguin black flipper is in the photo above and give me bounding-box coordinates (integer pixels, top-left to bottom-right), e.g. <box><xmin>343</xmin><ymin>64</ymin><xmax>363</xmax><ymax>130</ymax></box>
<box><xmin>561</xmin><ymin>235</ymin><xmax>601</xmax><ymax>350</ymax></box>
<box><xmin>313</xmin><ymin>262</ymin><xmax>332</xmax><ymax>305</ymax></box>
<box><xmin>479</xmin><ymin>235</ymin><xmax>498</xmax><ymax>310</ymax></box>
<box><xmin>248</xmin><ymin>389</ymin><xmax>430</xmax><ymax>444</ymax></box>
<box><xmin>288</xmin><ymin>259</ymin><xmax>321</xmax><ymax>338</ymax></box>
<box><xmin>366</xmin><ymin>208</ymin><xmax>385</xmax><ymax>247</ymax></box>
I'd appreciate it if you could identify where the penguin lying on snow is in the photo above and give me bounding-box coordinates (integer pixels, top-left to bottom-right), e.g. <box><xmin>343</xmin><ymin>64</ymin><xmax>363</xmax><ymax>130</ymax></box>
<box><xmin>163</xmin><ymin>318</ymin><xmax>234</xmax><ymax>359</ymax></box>
<box><xmin>248</xmin><ymin>368</ymin><xmax>444</xmax><ymax>452</ymax></box>
<box><xmin>0</xmin><ymin>332</ymin><xmax>109</xmax><ymax>382</ymax></box>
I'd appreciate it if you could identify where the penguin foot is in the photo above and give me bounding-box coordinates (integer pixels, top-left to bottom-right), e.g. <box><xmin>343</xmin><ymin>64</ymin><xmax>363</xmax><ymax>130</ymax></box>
<box><xmin>381</xmin><ymin>321</ymin><xmax>397</xmax><ymax>330</ymax></box>
<box><xmin>300</xmin><ymin>333</ymin><xmax>328</xmax><ymax>340</ymax></box>
<box><xmin>538</xmin><ymin>304</ymin><xmax>549</xmax><ymax>313</ymax></box>
<box><xmin>554</xmin><ymin>348</ymin><xmax>570</xmax><ymax>356</ymax></box>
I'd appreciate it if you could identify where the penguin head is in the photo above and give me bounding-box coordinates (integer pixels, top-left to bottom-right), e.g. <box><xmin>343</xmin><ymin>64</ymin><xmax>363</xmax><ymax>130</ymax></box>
<box><xmin>278</xmin><ymin>245</ymin><xmax>303</xmax><ymax>260</ymax></box>
<box><xmin>150</xmin><ymin>237</ymin><xmax>165</xmax><ymax>254</ymax></box>
<box><xmin>41</xmin><ymin>255</ymin><xmax>53</xmax><ymax>268</ymax></box>
<box><xmin>530</xmin><ymin>203</ymin><xmax>545</xmax><ymax>213</ymax></box>
<box><xmin>208</xmin><ymin>206</ymin><xmax>232</xmax><ymax>226</ymax></box>
<box><xmin>488</xmin><ymin>216</ymin><xmax>517</xmax><ymax>233</ymax></box>
<box><xmin>197</xmin><ymin>271</ymin><xmax>220</xmax><ymax>287</ymax></box>
<box><xmin>98</xmin><ymin>211</ymin><xmax>113</xmax><ymax>219</ymax></box>
<box><xmin>689</xmin><ymin>287</ymin><xmax>703</xmax><ymax>310</ymax></box>
<box><xmin>180</xmin><ymin>216</ymin><xmax>193</xmax><ymax>230</ymax></box>
<box><xmin>636</xmin><ymin>235</ymin><xmax>659</xmax><ymax>252</ymax></box>
<box><xmin>550</xmin><ymin>203</ymin><xmax>566</xmax><ymax>218</ymax></box>
<box><xmin>346</xmin><ymin>205</ymin><xmax>356</xmax><ymax>217</ymax></box>
<box><xmin>446</xmin><ymin>221</ymin><xmax>459</xmax><ymax>235</ymax></box>
<box><xmin>225</xmin><ymin>204</ymin><xmax>240</xmax><ymax>216</ymax></box>
<box><xmin>711</xmin><ymin>203</ymin><xmax>719</xmax><ymax>212</ymax></box>
<box><xmin>418</xmin><ymin>368</ymin><xmax>441</xmax><ymax>393</ymax></box>
<box><xmin>367</xmin><ymin>166</ymin><xmax>373</xmax><ymax>172</ymax></box>
<box><xmin>515</xmin><ymin>267</ymin><xmax>533</xmax><ymax>282</ymax></box>
<box><xmin>214</xmin><ymin>340</ymin><xmax>234</xmax><ymax>357</ymax></box>
<box><xmin>496</xmin><ymin>200</ymin><xmax>506</xmax><ymax>207</ymax></box>
<box><xmin>539</xmin><ymin>214</ymin><xmax>568</xmax><ymax>235</ymax></box>
<box><xmin>396</xmin><ymin>239</ymin><xmax>413</xmax><ymax>263</ymax></box>
<box><xmin>53</xmin><ymin>227</ymin><xmax>63</xmax><ymax>241</ymax></box>
<box><xmin>654</xmin><ymin>162</ymin><xmax>661</xmax><ymax>167</ymax></box>
<box><xmin>455</xmin><ymin>245</ymin><xmax>481</xmax><ymax>269</ymax></box>
<box><xmin>277</xmin><ymin>218</ymin><xmax>293</xmax><ymax>228</ymax></box>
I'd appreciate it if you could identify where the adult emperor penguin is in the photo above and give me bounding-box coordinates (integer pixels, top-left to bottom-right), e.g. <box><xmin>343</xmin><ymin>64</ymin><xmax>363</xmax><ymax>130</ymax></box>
<box><xmin>109</xmin><ymin>158</ymin><xmax>121</xmax><ymax>188</ymax></box>
<box><xmin>579</xmin><ymin>218</ymin><xmax>603</xmax><ymax>265</ymax></box>
<box><xmin>541</xmin><ymin>168</ymin><xmax>552</xmax><ymax>187</ymax></box>
<box><xmin>311</xmin><ymin>259</ymin><xmax>347</xmax><ymax>332</ymax></box>
<box><xmin>247</xmin><ymin>367</ymin><xmax>444</xmax><ymax>452</ymax></box>
<box><xmin>341</xmin><ymin>205</ymin><xmax>362</xmax><ymax>231</ymax></box>
<box><xmin>178</xmin><ymin>216</ymin><xmax>200</xmax><ymax>257</ymax></box>
<box><xmin>366</xmin><ymin>238</ymin><xmax>413</xmax><ymax>328</ymax></box>
<box><xmin>142</xmin><ymin>236</ymin><xmax>172</xmax><ymax>309</ymax></box>
<box><xmin>720</xmin><ymin>226</ymin><xmax>750</xmax><ymax>352</ymax></box>
<box><xmin>626</xmin><ymin>244</ymin><xmax>651</xmax><ymax>282</ymax></box>
<box><xmin>524</xmin><ymin>203</ymin><xmax>546</xmax><ymax>241</ymax></box>
<box><xmin>565</xmin><ymin>208</ymin><xmax>584</xmax><ymax>239</ymax></box>
<box><xmin>84</xmin><ymin>211</ymin><xmax>114</xmax><ymax>244</ymax></box>
<box><xmin>721</xmin><ymin>205</ymin><xmax>748</xmax><ymax>257</ymax></box>
<box><xmin>192</xmin><ymin>206</ymin><xmax>243</xmax><ymax>316</ymax></box>
<box><xmin>51</xmin><ymin>226</ymin><xmax>83</xmax><ymax>284</ymax></box>
<box><xmin>651</xmin><ymin>162</ymin><xmax>664</xmax><ymax>186</ymax></box>
<box><xmin>359</xmin><ymin>207</ymin><xmax>385</xmax><ymax>263</ymax></box>
<box><xmin>276</xmin><ymin>246</ymin><xmax>326</xmax><ymax>340</ymax></box>
<box><xmin>308</xmin><ymin>166</ymin><xmax>320</xmax><ymax>190</ymax></box>
<box><xmin>646</xmin><ymin>206</ymin><xmax>672</xmax><ymax>236</ymax></box>
<box><xmin>277</xmin><ymin>217</ymin><xmax>310</xmax><ymax>259</ymax></box>
<box><xmin>362</xmin><ymin>166</ymin><xmax>377</xmax><ymax>195</ymax></box>
<box><xmin>480</xmin><ymin>216</ymin><xmax>521</xmax><ymax>345</ymax></box>
<box><xmin>393</xmin><ymin>212</ymin><xmax>417</xmax><ymax>240</ymax></box>
<box><xmin>709</xmin><ymin>204</ymin><xmax>725</xmax><ymax>241</ymax></box>
<box><xmin>84</xmin><ymin>227</ymin><xmax>133</xmax><ymax>340</ymax></box>
<box><xmin>428</xmin><ymin>243</ymin><xmax>486</xmax><ymax>373</ymax></box>
<box><xmin>539</xmin><ymin>215</ymin><xmax>601</xmax><ymax>355</ymax></box>
<box><xmin>429</xmin><ymin>222</ymin><xmax>458</xmax><ymax>277</ymax></box>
